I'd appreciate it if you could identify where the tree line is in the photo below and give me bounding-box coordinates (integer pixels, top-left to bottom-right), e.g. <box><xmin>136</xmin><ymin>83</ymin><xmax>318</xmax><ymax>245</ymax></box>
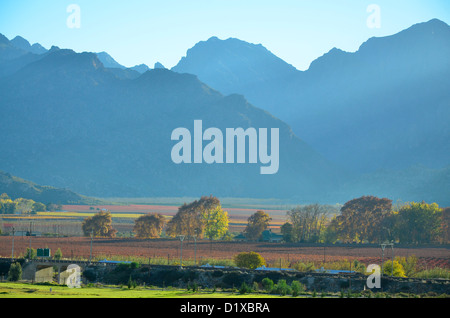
<box><xmin>82</xmin><ymin>196</ymin><xmax>230</xmax><ymax>240</ymax></box>
<box><xmin>0</xmin><ymin>193</ymin><xmax>60</xmax><ymax>215</ymax></box>
<box><xmin>80</xmin><ymin>195</ymin><xmax>449</xmax><ymax>245</ymax></box>
<box><xmin>281</xmin><ymin>196</ymin><xmax>449</xmax><ymax>244</ymax></box>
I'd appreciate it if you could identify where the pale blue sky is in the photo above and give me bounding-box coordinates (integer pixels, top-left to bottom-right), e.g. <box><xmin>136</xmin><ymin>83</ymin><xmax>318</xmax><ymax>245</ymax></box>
<box><xmin>1</xmin><ymin>0</ymin><xmax>449</xmax><ymax>70</ymax></box>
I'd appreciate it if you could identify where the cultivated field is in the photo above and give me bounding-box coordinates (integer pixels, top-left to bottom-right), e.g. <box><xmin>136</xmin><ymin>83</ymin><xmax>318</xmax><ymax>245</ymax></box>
<box><xmin>1</xmin><ymin>236</ymin><xmax>448</xmax><ymax>269</ymax></box>
<box><xmin>1</xmin><ymin>204</ymin><xmax>448</xmax><ymax>270</ymax></box>
<box><xmin>0</xmin><ymin>204</ymin><xmax>288</xmax><ymax>236</ymax></box>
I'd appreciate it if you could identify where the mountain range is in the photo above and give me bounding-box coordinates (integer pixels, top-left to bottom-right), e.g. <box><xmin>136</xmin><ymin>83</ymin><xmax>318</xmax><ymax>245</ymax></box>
<box><xmin>0</xmin><ymin>19</ymin><xmax>449</xmax><ymax>205</ymax></box>
<box><xmin>0</xmin><ymin>170</ymin><xmax>100</xmax><ymax>205</ymax></box>
<box><xmin>172</xmin><ymin>19</ymin><xmax>450</xmax><ymax>174</ymax></box>
<box><xmin>0</xmin><ymin>43</ymin><xmax>343</xmax><ymax>202</ymax></box>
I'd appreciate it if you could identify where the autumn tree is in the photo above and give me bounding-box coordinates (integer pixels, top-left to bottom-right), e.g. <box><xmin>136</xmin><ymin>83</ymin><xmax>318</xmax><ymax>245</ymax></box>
<box><xmin>166</xmin><ymin>195</ymin><xmax>220</xmax><ymax>238</ymax></box>
<box><xmin>333</xmin><ymin>196</ymin><xmax>392</xmax><ymax>243</ymax></box>
<box><xmin>134</xmin><ymin>213</ymin><xmax>167</xmax><ymax>239</ymax></box>
<box><xmin>82</xmin><ymin>210</ymin><xmax>117</xmax><ymax>238</ymax></box>
<box><xmin>243</xmin><ymin>210</ymin><xmax>272</xmax><ymax>241</ymax></box>
<box><xmin>286</xmin><ymin>204</ymin><xmax>329</xmax><ymax>242</ymax></box>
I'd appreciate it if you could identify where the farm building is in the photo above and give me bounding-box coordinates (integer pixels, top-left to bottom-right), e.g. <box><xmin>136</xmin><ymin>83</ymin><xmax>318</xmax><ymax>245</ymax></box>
<box><xmin>260</xmin><ymin>229</ymin><xmax>283</xmax><ymax>243</ymax></box>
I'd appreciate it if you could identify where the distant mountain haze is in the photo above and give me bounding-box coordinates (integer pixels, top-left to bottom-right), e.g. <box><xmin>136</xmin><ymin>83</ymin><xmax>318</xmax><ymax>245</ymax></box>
<box><xmin>0</xmin><ymin>171</ymin><xmax>101</xmax><ymax>205</ymax></box>
<box><xmin>172</xmin><ymin>19</ymin><xmax>450</xmax><ymax>174</ymax></box>
<box><xmin>0</xmin><ymin>48</ymin><xmax>343</xmax><ymax>202</ymax></box>
<box><xmin>0</xmin><ymin>20</ymin><xmax>449</xmax><ymax>205</ymax></box>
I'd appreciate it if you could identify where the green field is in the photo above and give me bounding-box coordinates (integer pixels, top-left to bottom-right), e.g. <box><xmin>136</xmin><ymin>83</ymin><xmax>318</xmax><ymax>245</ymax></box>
<box><xmin>0</xmin><ymin>282</ymin><xmax>281</xmax><ymax>298</ymax></box>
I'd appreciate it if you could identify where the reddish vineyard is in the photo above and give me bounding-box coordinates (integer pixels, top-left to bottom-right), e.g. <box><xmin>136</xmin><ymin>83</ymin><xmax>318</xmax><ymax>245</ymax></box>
<box><xmin>1</xmin><ymin>236</ymin><xmax>448</xmax><ymax>269</ymax></box>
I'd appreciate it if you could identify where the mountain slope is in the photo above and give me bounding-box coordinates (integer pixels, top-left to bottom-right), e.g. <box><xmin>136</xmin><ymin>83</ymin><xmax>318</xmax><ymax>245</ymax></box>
<box><xmin>0</xmin><ymin>171</ymin><xmax>101</xmax><ymax>205</ymax></box>
<box><xmin>171</xmin><ymin>19</ymin><xmax>450</xmax><ymax>174</ymax></box>
<box><xmin>172</xmin><ymin>36</ymin><xmax>298</xmax><ymax>97</ymax></box>
<box><xmin>0</xmin><ymin>48</ymin><xmax>344</xmax><ymax>201</ymax></box>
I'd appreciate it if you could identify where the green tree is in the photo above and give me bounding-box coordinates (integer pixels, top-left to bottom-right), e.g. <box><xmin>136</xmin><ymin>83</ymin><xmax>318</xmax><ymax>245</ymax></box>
<box><xmin>32</xmin><ymin>202</ymin><xmax>47</xmax><ymax>213</ymax></box>
<box><xmin>8</xmin><ymin>262</ymin><xmax>22</xmax><ymax>281</ymax></box>
<box><xmin>0</xmin><ymin>197</ymin><xmax>16</xmax><ymax>214</ymax></box>
<box><xmin>291</xmin><ymin>280</ymin><xmax>305</xmax><ymax>296</ymax></box>
<box><xmin>261</xmin><ymin>278</ymin><xmax>274</xmax><ymax>292</ymax></box>
<box><xmin>280</xmin><ymin>222</ymin><xmax>294</xmax><ymax>242</ymax></box>
<box><xmin>234</xmin><ymin>251</ymin><xmax>266</xmax><ymax>269</ymax></box>
<box><xmin>244</xmin><ymin>210</ymin><xmax>271</xmax><ymax>241</ymax></box>
<box><xmin>133</xmin><ymin>213</ymin><xmax>166</xmax><ymax>238</ymax></box>
<box><xmin>201</xmin><ymin>205</ymin><xmax>229</xmax><ymax>241</ymax></box>
<box><xmin>272</xmin><ymin>279</ymin><xmax>291</xmax><ymax>296</ymax></box>
<box><xmin>25</xmin><ymin>247</ymin><xmax>37</xmax><ymax>260</ymax></box>
<box><xmin>392</xmin><ymin>202</ymin><xmax>443</xmax><ymax>244</ymax></box>
<box><xmin>82</xmin><ymin>210</ymin><xmax>117</xmax><ymax>238</ymax></box>
<box><xmin>54</xmin><ymin>248</ymin><xmax>63</xmax><ymax>260</ymax></box>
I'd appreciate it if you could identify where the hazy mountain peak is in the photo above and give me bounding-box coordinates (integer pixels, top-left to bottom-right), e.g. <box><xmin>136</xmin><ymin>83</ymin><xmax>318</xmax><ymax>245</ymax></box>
<box><xmin>0</xmin><ymin>33</ymin><xmax>9</xmax><ymax>44</ymax></box>
<box><xmin>10</xmin><ymin>36</ymin><xmax>31</xmax><ymax>50</ymax></box>
<box><xmin>49</xmin><ymin>45</ymin><xmax>60</xmax><ymax>52</ymax></box>
<box><xmin>154</xmin><ymin>62</ymin><xmax>165</xmax><ymax>69</ymax></box>
<box><xmin>207</xmin><ymin>36</ymin><xmax>220</xmax><ymax>42</ymax></box>
<box><xmin>30</xmin><ymin>43</ymin><xmax>47</xmax><ymax>54</ymax></box>
<box><xmin>359</xmin><ymin>18</ymin><xmax>450</xmax><ymax>52</ymax></box>
<box><xmin>20</xmin><ymin>49</ymin><xmax>106</xmax><ymax>75</ymax></box>
<box><xmin>96</xmin><ymin>51</ymin><xmax>126</xmax><ymax>69</ymax></box>
<box><xmin>10</xmin><ymin>36</ymin><xmax>47</xmax><ymax>54</ymax></box>
<box><xmin>129</xmin><ymin>63</ymin><xmax>150</xmax><ymax>73</ymax></box>
<box><xmin>172</xmin><ymin>35</ymin><xmax>298</xmax><ymax>95</ymax></box>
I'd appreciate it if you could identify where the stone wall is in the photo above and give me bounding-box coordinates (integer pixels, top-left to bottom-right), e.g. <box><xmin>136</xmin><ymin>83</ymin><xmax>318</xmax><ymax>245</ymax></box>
<box><xmin>86</xmin><ymin>264</ymin><xmax>450</xmax><ymax>295</ymax></box>
<box><xmin>1</xmin><ymin>259</ymin><xmax>448</xmax><ymax>295</ymax></box>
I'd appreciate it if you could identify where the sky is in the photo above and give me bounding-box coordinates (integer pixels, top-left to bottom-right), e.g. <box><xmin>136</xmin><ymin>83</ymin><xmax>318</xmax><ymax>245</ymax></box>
<box><xmin>0</xmin><ymin>0</ymin><xmax>449</xmax><ymax>71</ymax></box>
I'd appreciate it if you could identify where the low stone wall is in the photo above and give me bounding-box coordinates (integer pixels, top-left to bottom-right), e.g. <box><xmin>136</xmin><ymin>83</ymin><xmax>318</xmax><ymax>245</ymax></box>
<box><xmin>1</xmin><ymin>258</ymin><xmax>448</xmax><ymax>295</ymax></box>
<box><xmin>86</xmin><ymin>264</ymin><xmax>450</xmax><ymax>295</ymax></box>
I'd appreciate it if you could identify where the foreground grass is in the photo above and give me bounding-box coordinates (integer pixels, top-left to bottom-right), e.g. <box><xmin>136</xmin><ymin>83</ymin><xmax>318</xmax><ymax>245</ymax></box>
<box><xmin>0</xmin><ymin>282</ymin><xmax>282</xmax><ymax>298</ymax></box>
<box><xmin>1</xmin><ymin>283</ymin><xmax>447</xmax><ymax>298</ymax></box>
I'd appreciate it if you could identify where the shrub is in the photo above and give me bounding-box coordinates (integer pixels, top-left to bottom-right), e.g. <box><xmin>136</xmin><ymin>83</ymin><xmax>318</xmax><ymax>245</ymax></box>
<box><xmin>291</xmin><ymin>280</ymin><xmax>305</xmax><ymax>296</ymax></box>
<box><xmin>396</xmin><ymin>256</ymin><xmax>418</xmax><ymax>277</ymax></box>
<box><xmin>8</xmin><ymin>262</ymin><xmax>22</xmax><ymax>281</ymax></box>
<box><xmin>414</xmin><ymin>268</ymin><xmax>450</xmax><ymax>279</ymax></box>
<box><xmin>272</xmin><ymin>279</ymin><xmax>291</xmax><ymax>296</ymax></box>
<box><xmin>239</xmin><ymin>282</ymin><xmax>252</xmax><ymax>294</ymax></box>
<box><xmin>54</xmin><ymin>248</ymin><xmax>63</xmax><ymax>260</ymax></box>
<box><xmin>130</xmin><ymin>261</ymin><xmax>140</xmax><ymax>269</ymax></box>
<box><xmin>382</xmin><ymin>260</ymin><xmax>406</xmax><ymax>277</ymax></box>
<box><xmin>127</xmin><ymin>276</ymin><xmax>137</xmax><ymax>289</ymax></box>
<box><xmin>187</xmin><ymin>281</ymin><xmax>198</xmax><ymax>292</ymax></box>
<box><xmin>234</xmin><ymin>252</ymin><xmax>266</xmax><ymax>270</ymax></box>
<box><xmin>261</xmin><ymin>277</ymin><xmax>274</xmax><ymax>292</ymax></box>
<box><xmin>292</xmin><ymin>261</ymin><xmax>316</xmax><ymax>272</ymax></box>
